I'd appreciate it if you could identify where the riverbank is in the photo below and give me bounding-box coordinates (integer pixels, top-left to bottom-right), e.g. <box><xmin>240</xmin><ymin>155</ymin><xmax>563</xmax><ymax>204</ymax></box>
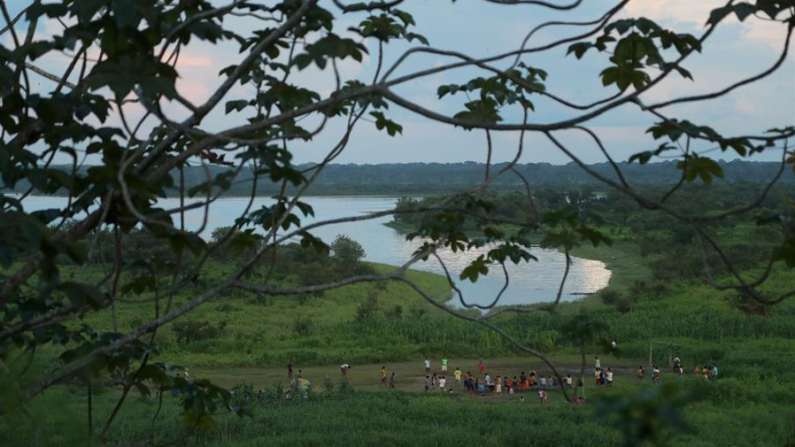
<box><xmin>384</xmin><ymin>218</ymin><xmax>646</xmax><ymax>311</ymax></box>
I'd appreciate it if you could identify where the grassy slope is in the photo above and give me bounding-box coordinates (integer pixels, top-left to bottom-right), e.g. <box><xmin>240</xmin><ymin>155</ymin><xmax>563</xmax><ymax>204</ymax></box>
<box><xmin>78</xmin><ymin>262</ymin><xmax>453</xmax><ymax>368</ymax></box>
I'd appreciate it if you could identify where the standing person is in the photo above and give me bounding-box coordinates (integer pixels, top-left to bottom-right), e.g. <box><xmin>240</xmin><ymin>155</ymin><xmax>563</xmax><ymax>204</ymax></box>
<box><xmin>454</xmin><ymin>367</ymin><xmax>462</xmax><ymax>386</ymax></box>
<box><xmin>711</xmin><ymin>364</ymin><xmax>719</xmax><ymax>380</ymax></box>
<box><xmin>636</xmin><ymin>366</ymin><xmax>645</xmax><ymax>383</ymax></box>
<box><xmin>485</xmin><ymin>373</ymin><xmax>493</xmax><ymax>392</ymax></box>
<box><xmin>441</xmin><ymin>357</ymin><xmax>448</xmax><ymax>373</ymax></box>
<box><xmin>565</xmin><ymin>374</ymin><xmax>573</xmax><ymax>387</ymax></box>
<box><xmin>547</xmin><ymin>375</ymin><xmax>554</xmax><ymax>388</ymax></box>
<box><xmin>424</xmin><ymin>375</ymin><xmax>430</xmax><ymax>392</ymax></box>
<box><xmin>652</xmin><ymin>365</ymin><xmax>661</xmax><ymax>384</ymax></box>
<box><xmin>389</xmin><ymin>372</ymin><xmax>396</xmax><ymax>388</ymax></box>
<box><xmin>595</xmin><ymin>368</ymin><xmax>601</xmax><ymax>386</ymax></box>
<box><xmin>478</xmin><ymin>357</ymin><xmax>486</xmax><ymax>375</ymax></box>
<box><xmin>424</xmin><ymin>358</ymin><xmax>431</xmax><ymax>374</ymax></box>
<box><xmin>431</xmin><ymin>372</ymin><xmax>437</xmax><ymax>388</ymax></box>
<box><xmin>606</xmin><ymin>368</ymin><xmax>614</xmax><ymax>387</ymax></box>
<box><xmin>381</xmin><ymin>366</ymin><xmax>387</xmax><ymax>386</ymax></box>
<box><xmin>297</xmin><ymin>369</ymin><xmax>303</xmax><ymax>379</ymax></box>
<box><xmin>505</xmin><ymin>376</ymin><xmax>514</xmax><ymax>394</ymax></box>
<box><xmin>594</xmin><ymin>356</ymin><xmax>601</xmax><ymax>371</ymax></box>
<box><xmin>495</xmin><ymin>375</ymin><xmax>502</xmax><ymax>394</ymax></box>
<box><xmin>439</xmin><ymin>376</ymin><xmax>447</xmax><ymax>392</ymax></box>
<box><xmin>539</xmin><ymin>375</ymin><xmax>547</xmax><ymax>388</ymax></box>
<box><xmin>539</xmin><ymin>388</ymin><xmax>547</xmax><ymax>406</ymax></box>
<box><xmin>340</xmin><ymin>364</ymin><xmax>351</xmax><ymax>376</ymax></box>
<box><xmin>287</xmin><ymin>360</ymin><xmax>294</xmax><ymax>380</ymax></box>
<box><xmin>599</xmin><ymin>369</ymin><xmax>607</xmax><ymax>386</ymax></box>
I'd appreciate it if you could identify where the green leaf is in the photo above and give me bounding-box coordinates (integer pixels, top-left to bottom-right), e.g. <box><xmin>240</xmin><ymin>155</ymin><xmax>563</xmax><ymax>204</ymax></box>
<box><xmin>225</xmin><ymin>100</ymin><xmax>249</xmax><ymax>114</ymax></box>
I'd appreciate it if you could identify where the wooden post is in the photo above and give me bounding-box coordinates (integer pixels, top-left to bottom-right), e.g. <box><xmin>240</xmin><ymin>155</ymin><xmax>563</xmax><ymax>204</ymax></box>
<box><xmin>649</xmin><ymin>341</ymin><xmax>653</xmax><ymax>368</ymax></box>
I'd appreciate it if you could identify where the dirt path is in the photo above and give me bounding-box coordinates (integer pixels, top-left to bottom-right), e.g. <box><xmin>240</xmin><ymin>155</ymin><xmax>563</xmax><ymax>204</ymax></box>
<box><xmin>194</xmin><ymin>355</ymin><xmax>643</xmax><ymax>394</ymax></box>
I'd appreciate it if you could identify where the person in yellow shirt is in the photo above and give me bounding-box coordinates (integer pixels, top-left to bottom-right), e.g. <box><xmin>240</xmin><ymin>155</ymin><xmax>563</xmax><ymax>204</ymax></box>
<box><xmin>454</xmin><ymin>367</ymin><xmax>462</xmax><ymax>386</ymax></box>
<box><xmin>381</xmin><ymin>366</ymin><xmax>387</xmax><ymax>386</ymax></box>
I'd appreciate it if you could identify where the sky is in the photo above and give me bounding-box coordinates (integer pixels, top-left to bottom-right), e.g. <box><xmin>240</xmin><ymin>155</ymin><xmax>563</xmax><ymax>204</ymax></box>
<box><xmin>4</xmin><ymin>0</ymin><xmax>795</xmax><ymax>166</ymax></box>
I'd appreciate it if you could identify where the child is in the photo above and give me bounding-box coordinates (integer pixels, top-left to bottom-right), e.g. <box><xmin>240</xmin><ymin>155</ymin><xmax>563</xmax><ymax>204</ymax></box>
<box><xmin>547</xmin><ymin>375</ymin><xmax>553</xmax><ymax>388</ymax></box>
<box><xmin>454</xmin><ymin>368</ymin><xmax>462</xmax><ymax>386</ymax></box>
<box><xmin>424</xmin><ymin>375</ymin><xmax>430</xmax><ymax>392</ymax></box>
<box><xmin>653</xmin><ymin>365</ymin><xmax>661</xmax><ymax>384</ymax></box>
<box><xmin>539</xmin><ymin>375</ymin><xmax>547</xmax><ymax>388</ymax></box>
<box><xmin>539</xmin><ymin>388</ymin><xmax>547</xmax><ymax>405</ymax></box>
<box><xmin>389</xmin><ymin>372</ymin><xmax>396</xmax><ymax>388</ymax></box>
<box><xmin>495</xmin><ymin>375</ymin><xmax>502</xmax><ymax>394</ymax></box>
<box><xmin>606</xmin><ymin>368</ymin><xmax>613</xmax><ymax>386</ymax></box>
<box><xmin>637</xmin><ymin>366</ymin><xmax>645</xmax><ymax>382</ymax></box>
<box><xmin>439</xmin><ymin>376</ymin><xmax>446</xmax><ymax>392</ymax></box>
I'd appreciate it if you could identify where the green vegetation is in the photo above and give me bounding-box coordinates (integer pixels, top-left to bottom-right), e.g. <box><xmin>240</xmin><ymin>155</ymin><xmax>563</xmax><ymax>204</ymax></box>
<box><xmin>4</xmin><ymin>370</ymin><xmax>795</xmax><ymax>447</ymax></box>
<box><xmin>3</xmin><ymin>0</ymin><xmax>795</xmax><ymax>445</ymax></box>
<box><xmin>6</xmin><ymin>161</ymin><xmax>793</xmax><ymax>197</ymax></box>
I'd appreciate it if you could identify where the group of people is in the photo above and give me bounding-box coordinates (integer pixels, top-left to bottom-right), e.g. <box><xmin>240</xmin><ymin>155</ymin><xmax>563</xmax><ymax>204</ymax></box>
<box><xmin>380</xmin><ymin>365</ymin><xmax>397</xmax><ymax>388</ymax></box>
<box><xmin>634</xmin><ymin>358</ymin><xmax>719</xmax><ymax>384</ymax></box>
<box><xmin>422</xmin><ymin>357</ymin><xmax>571</xmax><ymax>402</ymax></box>
<box><xmin>593</xmin><ymin>356</ymin><xmax>616</xmax><ymax>386</ymax></box>
<box><xmin>688</xmin><ymin>360</ymin><xmax>719</xmax><ymax>380</ymax></box>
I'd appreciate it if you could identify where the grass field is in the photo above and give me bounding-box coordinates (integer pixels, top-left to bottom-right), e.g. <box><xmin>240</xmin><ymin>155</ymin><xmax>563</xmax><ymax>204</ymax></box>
<box><xmin>6</xmin><ymin>221</ymin><xmax>795</xmax><ymax>446</ymax></box>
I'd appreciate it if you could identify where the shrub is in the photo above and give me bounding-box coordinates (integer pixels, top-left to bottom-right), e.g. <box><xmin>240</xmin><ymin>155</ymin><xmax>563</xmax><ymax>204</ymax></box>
<box><xmin>293</xmin><ymin>317</ymin><xmax>313</xmax><ymax>337</ymax></box>
<box><xmin>172</xmin><ymin>319</ymin><xmax>227</xmax><ymax>344</ymax></box>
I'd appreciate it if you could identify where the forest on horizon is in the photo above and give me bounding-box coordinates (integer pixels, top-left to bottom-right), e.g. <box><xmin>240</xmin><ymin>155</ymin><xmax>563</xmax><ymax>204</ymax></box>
<box><xmin>5</xmin><ymin>160</ymin><xmax>791</xmax><ymax>197</ymax></box>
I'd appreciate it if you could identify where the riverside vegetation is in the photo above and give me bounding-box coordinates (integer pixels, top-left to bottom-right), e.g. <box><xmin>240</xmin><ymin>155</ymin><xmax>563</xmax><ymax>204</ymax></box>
<box><xmin>4</xmin><ymin>185</ymin><xmax>795</xmax><ymax>446</ymax></box>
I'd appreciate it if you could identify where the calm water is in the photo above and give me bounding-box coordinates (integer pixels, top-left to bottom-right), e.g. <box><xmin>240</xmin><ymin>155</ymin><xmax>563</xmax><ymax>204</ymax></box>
<box><xmin>17</xmin><ymin>196</ymin><xmax>611</xmax><ymax>307</ymax></box>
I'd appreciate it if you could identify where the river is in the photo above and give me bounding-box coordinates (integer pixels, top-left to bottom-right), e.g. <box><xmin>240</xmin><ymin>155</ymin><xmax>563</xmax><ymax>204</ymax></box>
<box><xmin>17</xmin><ymin>195</ymin><xmax>611</xmax><ymax>308</ymax></box>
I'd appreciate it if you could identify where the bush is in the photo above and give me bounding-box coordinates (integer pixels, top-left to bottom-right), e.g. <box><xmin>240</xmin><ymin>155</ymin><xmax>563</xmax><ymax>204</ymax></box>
<box><xmin>293</xmin><ymin>317</ymin><xmax>313</xmax><ymax>337</ymax></box>
<box><xmin>355</xmin><ymin>291</ymin><xmax>379</xmax><ymax>322</ymax></box>
<box><xmin>172</xmin><ymin>319</ymin><xmax>228</xmax><ymax>344</ymax></box>
<box><xmin>600</xmin><ymin>289</ymin><xmax>622</xmax><ymax>305</ymax></box>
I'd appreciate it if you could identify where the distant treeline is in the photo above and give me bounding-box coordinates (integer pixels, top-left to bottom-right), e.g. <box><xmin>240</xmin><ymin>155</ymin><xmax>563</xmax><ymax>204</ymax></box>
<box><xmin>4</xmin><ymin>160</ymin><xmax>792</xmax><ymax>196</ymax></box>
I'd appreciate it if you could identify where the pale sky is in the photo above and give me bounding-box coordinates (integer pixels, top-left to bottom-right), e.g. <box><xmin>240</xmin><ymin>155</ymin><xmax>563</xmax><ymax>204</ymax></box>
<box><xmin>5</xmin><ymin>0</ymin><xmax>795</xmax><ymax>165</ymax></box>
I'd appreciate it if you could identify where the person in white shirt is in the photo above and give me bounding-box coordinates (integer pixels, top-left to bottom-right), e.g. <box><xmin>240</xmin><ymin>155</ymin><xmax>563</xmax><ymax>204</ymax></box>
<box><xmin>424</xmin><ymin>358</ymin><xmax>431</xmax><ymax>373</ymax></box>
<box><xmin>606</xmin><ymin>368</ymin><xmax>614</xmax><ymax>386</ymax></box>
<box><xmin>439</xmin><ymin>376</ymin><xmax>446</xmax><ymax>391</ymax></box>
<box><xmin>340</xmin><ymin>363</ymin><xmax>351</xmax><ymax>375</ymax></box>
<box><xmin>539</xmin><ymin>376</ymin><xmax>547</xmax><ymax>387</ymax></box>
